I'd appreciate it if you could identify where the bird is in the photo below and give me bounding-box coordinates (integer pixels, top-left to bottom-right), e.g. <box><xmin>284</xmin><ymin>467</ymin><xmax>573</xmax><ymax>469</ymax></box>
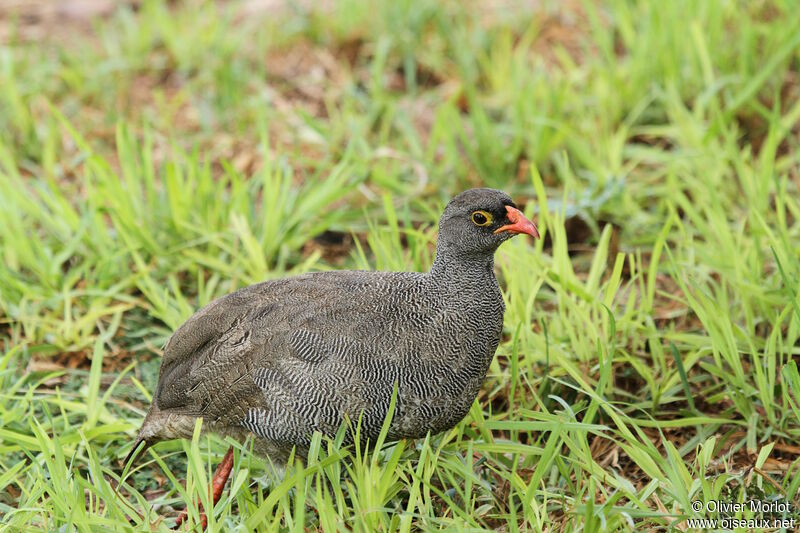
<box><xmin>124</xmin><ymin>188</ymin><xmax>539</xmax><ymax>527</ymax></box>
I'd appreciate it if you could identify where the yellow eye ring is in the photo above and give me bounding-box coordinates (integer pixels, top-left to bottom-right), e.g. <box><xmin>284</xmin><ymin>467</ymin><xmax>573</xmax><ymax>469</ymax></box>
<box><xmin>471</xmin><ymin>210</ymin><xmax>493</xmax><ymax>226</ymax></box>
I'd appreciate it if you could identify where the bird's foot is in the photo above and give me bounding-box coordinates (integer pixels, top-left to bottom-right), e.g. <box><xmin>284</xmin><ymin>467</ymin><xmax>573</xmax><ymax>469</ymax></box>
<box><xmin>173</xmin><ymin>446</ymin><xmax>234</xmax><ymax>531</ymax></box>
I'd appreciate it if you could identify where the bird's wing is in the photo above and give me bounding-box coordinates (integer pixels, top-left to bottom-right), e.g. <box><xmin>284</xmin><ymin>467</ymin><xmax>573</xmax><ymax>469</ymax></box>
<box><xmin>153</xmin><ymin>280</ymin><xmax>277</xmax><ymax>413</ymax></box>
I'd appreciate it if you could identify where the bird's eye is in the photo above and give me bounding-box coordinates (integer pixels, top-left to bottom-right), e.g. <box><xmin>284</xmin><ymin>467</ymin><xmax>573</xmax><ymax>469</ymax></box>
<box><xmin>471</xmin><ymin>210</ymin><xmax>493</xmax><ymax>226</ymax></box>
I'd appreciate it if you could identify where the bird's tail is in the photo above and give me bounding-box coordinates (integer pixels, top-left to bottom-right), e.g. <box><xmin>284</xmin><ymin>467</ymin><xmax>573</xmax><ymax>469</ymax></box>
<box><xmin>114</xmin><ymin>430</ymin><xmax>155</xmax><ymax>515</ymax></box>
<box><xmin>121</xmin><ymin>405</ymin><xmax>164</xmax><ymax>471</ymax></box>
<box><xmin>121</xmin><ymin>436</ymin><xmax>152</xmax><ymax>471</ymax></box>
<box><xmin>122</xmin><ymin>403</ymin><xmax>195</xmax><ymax>471</ymax></box>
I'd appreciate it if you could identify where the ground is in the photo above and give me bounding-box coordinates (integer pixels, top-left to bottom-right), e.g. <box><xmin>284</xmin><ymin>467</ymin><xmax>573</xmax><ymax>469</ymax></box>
<box><xmin>1</xmin><ymin>0</ymin><xmax>799</xmax><ymax>531</ymax></box>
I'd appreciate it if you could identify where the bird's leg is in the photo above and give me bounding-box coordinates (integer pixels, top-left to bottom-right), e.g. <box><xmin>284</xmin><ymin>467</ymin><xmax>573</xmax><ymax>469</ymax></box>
<box><xmin>174</xmin><ymin>446</ymin><xmax>235</xmax><ymax>530</ymax></box>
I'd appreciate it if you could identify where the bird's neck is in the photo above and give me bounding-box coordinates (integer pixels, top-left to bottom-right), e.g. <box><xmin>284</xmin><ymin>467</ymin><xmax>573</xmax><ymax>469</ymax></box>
<box><xmin>428</xmin><ymin>251</ymin><xmax>497</xmax><ymax>290</ymax></box>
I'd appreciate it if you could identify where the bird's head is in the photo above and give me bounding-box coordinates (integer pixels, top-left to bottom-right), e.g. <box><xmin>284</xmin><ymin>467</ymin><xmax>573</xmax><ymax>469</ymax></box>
<box><xmin>436</xmin><ymin>188</ymin><xmax>539</xmax><ymax>259</ymax></box>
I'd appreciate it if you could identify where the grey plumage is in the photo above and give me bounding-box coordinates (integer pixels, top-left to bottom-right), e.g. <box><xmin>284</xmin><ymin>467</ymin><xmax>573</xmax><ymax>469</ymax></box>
<box><xmin>130</xmin><ymin>188</ymin><xmax>538</xmax><ymax>465</ymax></box>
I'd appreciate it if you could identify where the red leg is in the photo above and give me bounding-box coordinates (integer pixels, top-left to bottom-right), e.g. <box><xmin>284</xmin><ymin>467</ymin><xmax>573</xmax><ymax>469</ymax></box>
<box><xmin>174</xmin><ymin>446</ymin><xmax>235</xmax><ymax>530</ymax></box>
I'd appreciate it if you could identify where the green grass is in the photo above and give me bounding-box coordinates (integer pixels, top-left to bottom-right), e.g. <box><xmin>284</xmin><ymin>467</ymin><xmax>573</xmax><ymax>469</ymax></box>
<box><xmin>1</xmin><ymin>0</ymin><xmax>800</xmax><ymax>530</ymax></box>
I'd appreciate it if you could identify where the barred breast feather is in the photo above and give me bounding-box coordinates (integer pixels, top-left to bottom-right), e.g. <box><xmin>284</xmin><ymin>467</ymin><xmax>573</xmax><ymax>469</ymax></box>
<box><xmin>153</xmin><ymin>269</ymin><xmax>503</xmax><ymax>450</ymax></box>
